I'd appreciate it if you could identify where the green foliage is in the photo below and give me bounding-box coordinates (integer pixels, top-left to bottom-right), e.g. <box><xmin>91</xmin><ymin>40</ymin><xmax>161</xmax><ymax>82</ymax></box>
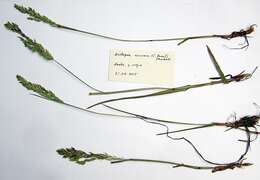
<box><xmin>4</xmin><ymin>21</ymin><xmax>54</xmax><ymax>61</ymax></box>
<box><xmin>57</xmin><ymin>147</ymin><xmax>122</xmax><ymax>165</ymax></box>
<box><xmin>14</xmin><ymin>4</ymin><xmax>58</xmax><ymax>27</ymax></box>
<box><xmin>16</xmin><ymin>75</ymin><xmax>63</xmax><ymax>103</ymax></box>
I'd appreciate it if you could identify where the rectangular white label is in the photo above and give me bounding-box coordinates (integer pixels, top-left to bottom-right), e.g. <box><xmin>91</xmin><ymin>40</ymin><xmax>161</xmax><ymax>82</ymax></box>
<box><xmin>108</xmin><ymin>49</ymin><xmax>175</xmax><ymax>86</ymax></box>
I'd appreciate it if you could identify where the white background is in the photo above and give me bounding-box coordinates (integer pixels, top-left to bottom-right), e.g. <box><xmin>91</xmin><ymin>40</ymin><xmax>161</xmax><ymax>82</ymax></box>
<box><xmin>1</xmin><ymin>0</ymin><xmax>260</xmax><ymax>179</ymax></box>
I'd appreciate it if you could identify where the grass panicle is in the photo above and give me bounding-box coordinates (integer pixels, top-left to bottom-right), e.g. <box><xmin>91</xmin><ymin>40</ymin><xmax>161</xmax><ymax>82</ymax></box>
<box><xmin>4</xmin><ymin>22</ymin><xmax>25</xmax><ymax>36</ymax></box>
<box><xmin>18</xmin><ymin>36</ymin><xmax>54</xmax><ymax>60</ymax></box>
<box><xmin>4</xmin><ymin>22</ymin><xmax>54</xmax><ymax>61</ymax></box>
<box><xmin>57</xmin><ymin>147</ymin><xmax>122</xmax><ymax>165</ymax></box>
<box><xmin>16</xmin><ymin>75</ymin><xmax>63</xmax><ymax>103</ymax></box>
<box><xmin>14</xmin><ymin>4</ymin><xmax>58</xmax><ymax>27</ymax></box>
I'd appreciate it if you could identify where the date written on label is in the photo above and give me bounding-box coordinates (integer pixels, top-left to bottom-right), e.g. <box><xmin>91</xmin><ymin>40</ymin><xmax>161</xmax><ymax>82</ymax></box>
<box><xmin>109</xmin><ymin>49</ymin><xmax>175</xmax><ymax>86</ymax></box>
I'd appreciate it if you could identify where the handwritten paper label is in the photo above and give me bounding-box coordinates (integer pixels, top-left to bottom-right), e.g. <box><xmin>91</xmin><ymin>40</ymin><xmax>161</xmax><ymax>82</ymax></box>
<box><xmin>109</xmin><ymin>49</ymin><xmax>175</xmax><ymax>86</ymax></box>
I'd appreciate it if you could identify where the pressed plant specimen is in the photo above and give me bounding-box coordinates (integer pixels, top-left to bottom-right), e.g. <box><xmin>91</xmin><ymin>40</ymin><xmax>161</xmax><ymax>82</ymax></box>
<box><xmin>5</xmin><ymin>4</ymin><xmax>259</xmax><ymax>174</ymax></box>
<box><xmin>56</xmin><ymin>146</ymin><xmax>253</xmax><ymax>173</ymax></box>
<box><xmin>5</xmin><ymin>22</ymin><xmax>257</xmax><ymax>110</ymax></box>
<box><xmin>14</xmin><ymin>4</ymin><xmax>256</xmax><ymax>48</ymax></box>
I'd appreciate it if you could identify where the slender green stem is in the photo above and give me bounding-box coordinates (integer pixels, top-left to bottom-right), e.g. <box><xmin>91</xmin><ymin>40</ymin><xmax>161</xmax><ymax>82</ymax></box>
<box><xmin>53</xmin><ymin>59</ymin><xmax>103</xmax><ymax>93</ymax></box>
<box><xmin>31</xmin><ymin>94</ymin><xmax>135</xmax><ymax>119</ymax></box>
<box><xmin>157</xmin><ymin>120</ymin><xmax>260</xmax><ymax>136</ymax></box>
<box><xmin>58</xmin><ymin>24</ymin><xmax>216</xmax><ymax>44</ymax></box>
<box><xmin>87</xmin><ymin>78</ymin><xmax>238</xmax><ymax>109</ymax></box>
<box><xmin>89</xmin><ymin>87</ymin><xmax>168</xmax><ymax>96</ymax></box>
<box><xmin>177</xmin><ymin>35</ymin><xmax>217</xmax><ymax>45</ymax></box>
<box><xmin>157</xmin><ymin>124</ymin><xmax>217</xmax><ymax>135</ymax></box>
<box><xmin>52</xmin><ymin>24</ymin><xmax>256</xmax><ymax>47</ymax></box>
<box><xmin>103</xmin><ymin>104</ymin><xmax>208</xmax><ymax>126</ymax></box>
<box><xmin>89</xmin><ymin>81</ymin><xmax>221</xmax><ymax>96</ymax></box>
<box><xmin>156</xmin><ymin>122</ymin><xmax>232</xmax><ymax>135</ymax></box>
<box><xmin>111</xmin><ymin>158</ymin><xmax>213</xmax><ymax>170</ymax></box>
<box><xmin>40</xmin><ymin>24</ymin><xmax>257</xmax><ymax>49</ymax></box>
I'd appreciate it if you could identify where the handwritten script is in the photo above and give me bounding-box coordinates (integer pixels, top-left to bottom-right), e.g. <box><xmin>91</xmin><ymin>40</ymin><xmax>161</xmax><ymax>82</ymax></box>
<box><xmin>109</xmin><ymin>49</ymin><xmax>175</xmax><ymax>86</ymax></box>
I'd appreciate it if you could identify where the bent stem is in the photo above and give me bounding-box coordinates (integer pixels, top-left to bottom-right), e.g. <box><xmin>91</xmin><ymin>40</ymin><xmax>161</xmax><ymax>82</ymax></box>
<box><xmin>14</xmin><ymin>4</ymin><xmax>256</xmax><ymax>46</ymax></box>
<box><xmin>102</xmin><ymin>104</ymin><xmax>208</xmax><ymax>126</ymax></box>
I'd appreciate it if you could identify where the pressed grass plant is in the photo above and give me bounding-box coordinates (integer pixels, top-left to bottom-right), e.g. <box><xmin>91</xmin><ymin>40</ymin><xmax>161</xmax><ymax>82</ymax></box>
<box><xmin>14</xmin><ymin>4</ymin><xmax>256</xmax><ymax>48</ymax></box>
<box><xmin>5</xmin><ymin>3</ymin><xmax>259</xmax><ymax>174</ymax></box>
<box><xmin>57</xmin><ymin>147</ymin><xmax>253</xmax><ymax>173</ymax></box>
